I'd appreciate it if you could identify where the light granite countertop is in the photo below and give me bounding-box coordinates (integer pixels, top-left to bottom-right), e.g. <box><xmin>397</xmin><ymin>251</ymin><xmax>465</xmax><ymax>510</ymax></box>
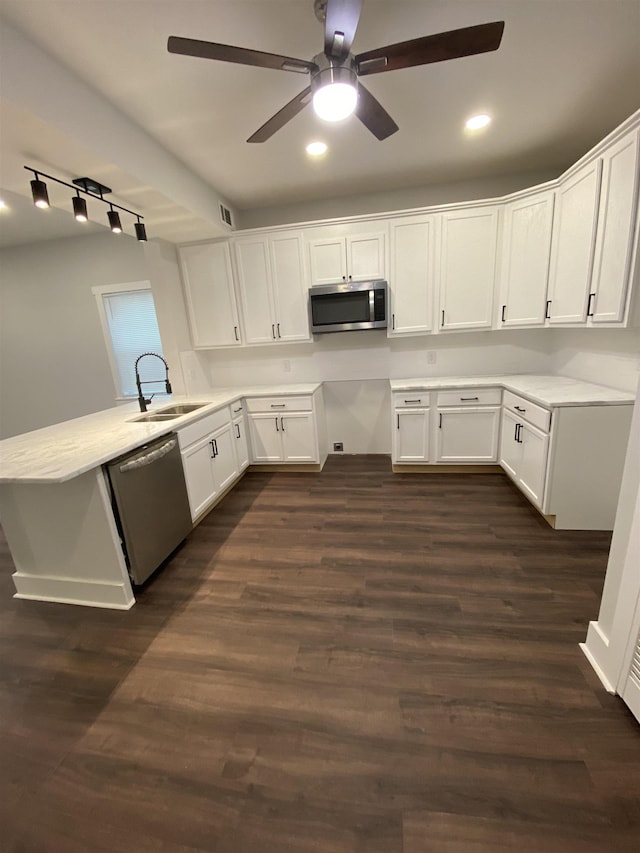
<box><xmin>0</xmin><ymin>384</ymin><xmax>322</xmax><ymax>485</ymax></box>
<box><xmin>390</xmin><ymin>374</ymin><xmax>635</xmax><ymax>408</ymax></box>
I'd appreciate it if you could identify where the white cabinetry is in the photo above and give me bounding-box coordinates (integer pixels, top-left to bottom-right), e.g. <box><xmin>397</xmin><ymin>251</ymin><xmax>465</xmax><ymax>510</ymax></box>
<box><xmin>178</xmin><ymin>242</ymin><xmax>242</xmax><ymax>347</ymax></box>
<box><xmin>178</xmin><ymin>407</ymin><xmax>240</xmax><ymax>521</ymax></box>
<box><xmin>246</xmin><ymin>394</ymin><xmax>321</xmax><ymax>464</ymax></box>
<box><xmin>499</xmin><ymin>408</ymin><xmax>549</xmax><ymax>508</ymax></box>
<box><xmin>499</xmin><ymin>190</ymin><xmax>555</xmax><ymax>327</ymax></box>
<box><xmin>546</xmin><ymin>160</ymin><xmax>601</xmax><ymax>324</ymax></box>
<box><xmin>435</xmin><ymin>388</ymin><xmax>501</xmax><ymax>463</ymax></box>
<box><xmin>388</xmin><ymin>215</ymin><xmax>435</xmax><ymax>336</ymax></box>
<box><xmin>589</xmin><ymin>129</ymin><xmax>640</xmax><ymax>324</ymax></box>
<box><xmin>439</xmin><ymin>206</ymin><xmax>499</xmax><ymax>331</ymax></box>
<box><xmin>392</xmin><ymin>393</ymin><xmax>430</xmax><ymax>462</ymax></box>
<box><xmin>309</xmin><ymin>229</ymin><xmax>386</xmax><ymax>286</ymax></box>
<box><xmin>231</xmin><ymin>401</ymin><xmax>250</xmax><ymax>473</ymax></box>
<box><xmin>234</xmin><ymin>232</ymin><xmax>310</xmax><ymax>344</ymax></box>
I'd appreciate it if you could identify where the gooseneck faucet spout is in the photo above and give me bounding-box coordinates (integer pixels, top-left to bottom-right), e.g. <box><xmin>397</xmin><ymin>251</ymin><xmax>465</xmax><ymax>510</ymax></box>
<box><xmin>134</xmin><ymin>352</ymin><xmax>172</xmax><ymax>412</ymax></box>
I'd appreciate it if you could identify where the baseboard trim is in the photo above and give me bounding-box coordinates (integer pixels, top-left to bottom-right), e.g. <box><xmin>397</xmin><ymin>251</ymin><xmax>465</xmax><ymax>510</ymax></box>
<box><xmin>392</xmin><ymin>464</ymin><xmax>502</xmax><ymax>474</ymax></box>
<box><xmin>248</xmin><ymin>463</ymin><xmax>323</xmax><ymax>473</ymax></box>
<box><xmin>579</xmin><ymin>640</ymin><xmax>616</xmax><ymax>694</ymax></box>
<box><xmin>12</xmin><ymin>573</ymin><xmax>135</xmax><ymax>610</ymax></box>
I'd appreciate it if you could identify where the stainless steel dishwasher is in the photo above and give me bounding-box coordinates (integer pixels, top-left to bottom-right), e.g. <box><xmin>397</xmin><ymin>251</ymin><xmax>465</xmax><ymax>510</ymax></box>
<box><xmin>106</xmin><ymin>433</ymin><xmax>192</xmax><ymax>585</ymax></box>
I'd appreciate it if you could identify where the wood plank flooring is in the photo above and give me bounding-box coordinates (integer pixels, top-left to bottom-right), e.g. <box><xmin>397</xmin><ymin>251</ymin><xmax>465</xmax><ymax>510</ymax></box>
<box><xmin>1</xmin><ymin>456</ymin><xmax>639</xmax><ymax>852</ymax></box>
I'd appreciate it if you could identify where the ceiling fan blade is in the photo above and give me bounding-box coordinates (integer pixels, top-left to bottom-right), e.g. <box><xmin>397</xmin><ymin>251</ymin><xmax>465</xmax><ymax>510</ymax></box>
<box><xmin>355</xmin><ymin>83</ymin><xmax>399</xmax><ymax>141</ymax></box>
<box><xmin>324</xmin><ymin>0</ymin><xmax>364</xmax><ymax>60</ymax></box>
<box><xmin>168</xmin><ymin>36</ymin><xmax>317</xmax><ymax>74</ymax></box>
<box><xmin>247</xmin><ymin>87</ymin><xmax>313</xmax><ymax>143</ymax></box>
<box><xmin>356</xmin><ymin>21</ymin><xmax>505</xmax><ymax>76</ymax></box>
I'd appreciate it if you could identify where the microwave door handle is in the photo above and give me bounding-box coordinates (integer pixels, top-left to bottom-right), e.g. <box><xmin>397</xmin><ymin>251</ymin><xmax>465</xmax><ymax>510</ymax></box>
<box><xmin>369</xmin><ymin>288</ymin><xmax>375</xmax><ymax>322</ymax></box>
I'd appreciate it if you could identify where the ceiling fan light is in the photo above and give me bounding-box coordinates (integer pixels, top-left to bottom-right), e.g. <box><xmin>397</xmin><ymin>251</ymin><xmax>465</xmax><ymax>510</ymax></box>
<box><xmin>313</xmin><ymin>82</ymin><xmax>357</xmax><ymax>122</ymax></box>
<box><xmin>465</xmin><ymin>114</ymin><xmax>492</xmax><ymax>131</ymax></box>
<box><xmin>306</xmin><ymin>141</ymin><xmax>328</xmax><ymax>156</ymax></box>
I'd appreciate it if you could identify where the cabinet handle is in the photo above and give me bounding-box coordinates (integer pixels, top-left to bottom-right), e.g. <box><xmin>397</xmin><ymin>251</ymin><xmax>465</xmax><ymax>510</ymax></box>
<box><xmin>396</xmin><ymin>413</ymin><xmax>400</xmax><ymax>429</ymax></box>
<box><xmin>234</xmin><ymin>325</ymin><xmax>239</xmax><ymax>341</ymax></box>
<box><xmin>441</xmin><ymin>309</ymin><xmax>445</xmax><ymax>327</ymax></box>
<box><xmin>233</xmin><ymin>406</ymin><xmax>242</xmax><ymax>414</ymax></box>
<box><xmin>501</xmin><ymin>305</ymin><xmax>506</xmax><ymax>322</ymax></box>
<box><xmin>404</xmin><ymin>399</ymin><xmax>421</xmax><ymax>404</ymax></box>
<box><xmin>275</xmin><ymin>417</ymin><xmax>279</xmax><ymax>431</ymax></box>
<box><xmin>439</xmin><ymin>413</ymin><xmax>442</xmax><ymax>429</ymax></box>
<box><xmin>209</xmin><ymin>439</ymin><xmax>216</xmax><ymax>459</ymax></box>
<box><xmin>213</xmin><ymin>438</ymin><xmax>218</xmax><ymax>456</ymax></box>
<box><xmin>342</xmin><ymin>275</ymin><xmax>346</xmax><ymax>281</ymax></box>
<box><xmin>514</xmin><ymin>423</ymin><xmax>519</xmax><ymax>442</ymax></box>
<box><xmin>460</xmin><ymin>396</ymin><xmax>479</xmax><ymax>401</ymax></box>
<box><xmin>587</xmin><ymin>292</ymin><xmax>596</xmax><ymax>317</ymax></box>
<box><xmin>516</xmin><ymin>424</ymin><xmax>523</xmax><ymax>444</ymax></box>
<box><xmin>270</xmin><ymin>403</ymin><xmax>286</xmax><ymax>408</ymax></box>
<box><xmin>514</xmin><ymin>405</ymin><xmax>526</xmax><ymax>413</ymax></box>
<box><xmin>277</xmin><ymin>323</ymin><xmax>281</xmax><ymax>338</ymax></box>
<box><xmin>235</xmin><ymin>423</ymin><xmax>241</xmax><ymax>439</ymax></box>
<box><xmin>392</xmin><ymin>313</ymin><xmax>395</xmax><ymax>330</ymax></box>
<box><xmin>348</xmin><ymin>274</ymin><xmax>352</xmax><ymax>280</ymax></box>
<box><xmin>281</xmin><ymin>416</ymin><xmax>285</xmax><ymax>432</ymax></box>
<box><xmin>272</xmin><ymin>324</ymin><xmax>276</xmax><ymax>339</ymax></box>
<box><xmin>545</xmin><ymin>300</ymin><xmax>551</xmax><ymax>319</ymax></box>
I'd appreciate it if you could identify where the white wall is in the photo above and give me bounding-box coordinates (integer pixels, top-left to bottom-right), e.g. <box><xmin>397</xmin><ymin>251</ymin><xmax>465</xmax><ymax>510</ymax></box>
<box><xmin>236</xmin><ymin>170</ymin><xmax>557</xmax><ymax>230</ymax></box>
<box><xmin>0</xmin><ymin>231</ymin><xmax>147</xmax><ymax>438</ymax></box>
<box><xmin>203</xmin><ymin>329</ymin><xmax>553</xmax><ymax>453</ymax></box>
<box><xmin>550</xmin><ymin>328</ymin><xmax>640</xmax><ymax>393</ymax></box>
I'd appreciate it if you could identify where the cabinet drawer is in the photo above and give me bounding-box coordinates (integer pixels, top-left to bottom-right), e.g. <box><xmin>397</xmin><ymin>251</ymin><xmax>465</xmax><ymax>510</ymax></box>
<box><xmin>503</xmin><ymin>390</ymin><xmax>551</xmax><ymax>433</ymax></box>
<box><xmin>436</xmin><ymin>388</ymin><xmax>502</xmax><ymax>407</ymax></box>
<box><xmin>392</xmin><ymin>391</ymin><xmax>430</xmax><ymax>408</ymax></box>
<box><xmin>177</xmin><ymin>406</ymin><xmax>230</xmax><ymax>449</ymax></box>
<box><xmin>245</xmin><ymin>395</ymin><xmax>313</xmax><ymax>413</ymax></box>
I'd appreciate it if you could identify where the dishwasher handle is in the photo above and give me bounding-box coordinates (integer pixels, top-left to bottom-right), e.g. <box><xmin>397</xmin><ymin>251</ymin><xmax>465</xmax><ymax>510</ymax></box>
<box><xmin>119</xmin><ymin>438</ymin><xmax>177</xmax><ymax>472</ymax></box>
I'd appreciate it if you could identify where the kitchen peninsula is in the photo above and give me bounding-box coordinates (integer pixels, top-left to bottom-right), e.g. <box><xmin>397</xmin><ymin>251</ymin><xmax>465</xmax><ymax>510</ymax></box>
<box><xmin>0</xmin><ymin>376</ymin><xmax>633</xmax><ymax>610</ymax></box>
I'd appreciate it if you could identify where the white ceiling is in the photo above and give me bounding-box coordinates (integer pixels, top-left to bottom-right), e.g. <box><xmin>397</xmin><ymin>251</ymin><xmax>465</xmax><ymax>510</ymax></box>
<box><xmin>1</xmin><ymin>0</ymin><xmax>639</xmax><ymax>244</ymax></box>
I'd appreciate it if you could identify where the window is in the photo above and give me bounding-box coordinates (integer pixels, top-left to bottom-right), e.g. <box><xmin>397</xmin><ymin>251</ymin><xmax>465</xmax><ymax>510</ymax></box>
<box><xmin>93</xmin><ymin>281</ymin><xmax>166</xmax><ymax>399</ymax></box>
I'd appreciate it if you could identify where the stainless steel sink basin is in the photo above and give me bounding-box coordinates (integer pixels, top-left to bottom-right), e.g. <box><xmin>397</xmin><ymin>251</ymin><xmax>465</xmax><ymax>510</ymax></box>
<box><xmin>156</xmin><ymin>403</ymin><xmax>207</xmax><ymax>415</ymax></box>
<box><xmin>129</xmin><ymin>413</ymin><xmax>181</xmax><ymax>423</ymax></box>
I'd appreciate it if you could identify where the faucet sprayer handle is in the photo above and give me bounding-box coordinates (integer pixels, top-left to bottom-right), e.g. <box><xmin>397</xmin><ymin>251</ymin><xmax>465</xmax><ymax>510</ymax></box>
<box><xmin>165</xmin><ymin>379</ymin><xmax>172</xmax><ymax>394</ymax></box>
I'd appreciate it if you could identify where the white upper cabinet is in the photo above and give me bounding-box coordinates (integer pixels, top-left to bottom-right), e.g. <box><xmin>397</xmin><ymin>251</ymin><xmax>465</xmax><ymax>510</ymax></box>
<box><xmin>388</xmin><ymin>215</ymin><xmax>435</xmax><ymax>336</ymax></box>
<box><xmin>499</xmin><ymin>190</ymin><xmax>555</xmax><ymax>327</ymax></box>
<box><xmin>309</xmin><ymin>229</ymin><xmax>386</xmax><ymax>286</ymax></box>
<box><xmin>439</xmin><ymin>206</ymin><xmax>499</xmax><ymax>331</ymax></box>
<box><xmin>178</xmin><ymin>242</ymin><xmax>242</xmax><ymax>348</ymax></box>
<box><xmin>589</xmin><ymin>129</ymin><xmax>640</xmax><ymax>324</ymax></box>
<box><xmin>546</xmin><ymin>159</ymin><xmax>601</xmax><ymax>324</ymax></box>
<box><xmin>234</xmin><ymin>231</ymin><xmax>310</xmax><ymax>345</ymax></box>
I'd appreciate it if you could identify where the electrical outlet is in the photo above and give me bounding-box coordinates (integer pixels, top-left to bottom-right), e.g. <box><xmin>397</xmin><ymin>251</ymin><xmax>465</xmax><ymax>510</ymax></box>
<box><xmin>283</xmin><ymin>360</ymin><xmax>291</xmax><ymax>373</ymax></box>
<box><xmin>427</xmin><ymin>351</ymin><xmax>437</xmax><ymax>364</ymax></box>
<box><xmin>333</xmin><ymin>442</ymin><xmax>343</xmax><ymax>452</ymax></box>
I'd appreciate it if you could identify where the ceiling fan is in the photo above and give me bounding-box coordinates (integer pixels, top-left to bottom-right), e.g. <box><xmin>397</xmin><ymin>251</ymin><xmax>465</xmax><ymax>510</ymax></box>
<box><xmin>167</xmin><ymin>0</ymin><xmax>504</xmax><ymax>143</ymax></box>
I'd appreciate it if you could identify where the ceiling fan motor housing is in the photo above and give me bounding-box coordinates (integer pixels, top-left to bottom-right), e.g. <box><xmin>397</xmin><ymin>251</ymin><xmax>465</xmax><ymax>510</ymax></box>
<box><xmin>310</xmin><ymin>52</ymin><xmax>358</xmax><ymax>96</ymax></box>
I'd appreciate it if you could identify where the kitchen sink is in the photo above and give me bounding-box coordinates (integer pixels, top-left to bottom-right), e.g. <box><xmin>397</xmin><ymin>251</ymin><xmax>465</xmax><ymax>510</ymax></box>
<box><xmin>129</xmin><ymin>412</ymin><xmax>181</xmax><ymax>423</ymax></box>
<box><xmin>156</xmin><ymin>403</ymin><xmax>207</xmax><ymax>415</ymax></box>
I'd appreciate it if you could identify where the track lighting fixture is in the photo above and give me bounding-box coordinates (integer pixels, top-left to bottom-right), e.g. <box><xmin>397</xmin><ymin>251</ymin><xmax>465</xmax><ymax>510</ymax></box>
<box><xmin>30</xmin><ymin>175</ymin><xmax>50</xmax><ymax>208</ymax></box>
<box><xmin>73</xmin><ymin>193</ymin><xmax>88</xmax><ymax>222</ymax></box>
<box><xmin>24</xmin><ymin>166</ymin><xmax>147</xmax><ymax>239</ymax></box>
<box><xmin>108</xmin><ymin>207</ymin><xmax>122</xmax><ymax>234</ymax></box>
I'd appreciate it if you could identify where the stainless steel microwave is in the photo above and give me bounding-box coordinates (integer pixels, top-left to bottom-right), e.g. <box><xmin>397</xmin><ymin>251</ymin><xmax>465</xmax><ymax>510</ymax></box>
<box><xmin>309</xmin><ymin>280</ymin><xmax>388</xmax><ymax>333</ymax></box>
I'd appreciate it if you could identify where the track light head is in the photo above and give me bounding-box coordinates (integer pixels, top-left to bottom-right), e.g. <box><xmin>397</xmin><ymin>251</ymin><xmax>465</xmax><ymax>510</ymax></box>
<box><xmin>108</xmin><ymin>208</ymin><xmax>122</xmax><ymax>233</ymax></box>
<box><xmin>30</xmin><ymin>178</ymin><xmax>49</xmax><ymax>209</ymax></box>
<box><xmin>73</xmin><ymin>194</ymin><xmax>88</xmax><ymax>222</ymax></box>
<box><xmin>134</xmin><ymin>221</ymin><xmax>147</xmax><ymax>242</ymax></box>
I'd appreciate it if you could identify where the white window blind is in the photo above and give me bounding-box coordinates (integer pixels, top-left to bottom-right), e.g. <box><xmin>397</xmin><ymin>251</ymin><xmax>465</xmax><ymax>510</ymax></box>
<box><xmin>102</xmin><ymin>289</ymin><xmax>165</xmax><ymax>397</ymax></box>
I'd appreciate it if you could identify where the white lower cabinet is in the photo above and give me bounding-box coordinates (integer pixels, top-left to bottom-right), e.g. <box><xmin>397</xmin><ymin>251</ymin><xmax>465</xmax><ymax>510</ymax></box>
<box><xmin>394</xmin><ymin>409</ymin><xmax>430</xmax><ymax>462</ymax></box>
<box><xmin>436</xmin><ymin>408</ymin><xmax>500</xmax><ymax>463</ymax></box>
<box><xmin>499</xmin><ymin>408</ymin><xmax>549</xmax><ymax>509</ymax></box>
<box><xmin>245</xmin><ymin>392</ymin><xmax>323</xmax><ymax>464</ymax></box>
<box><xmin>233</xmin><ymin>416</ymin><xmax>250</xmax><ymax>472</ymax></box>
<box><xmin>178</xmin><ymin>406</ymin><xmax>240</xmax><ymax>521</ymax></box>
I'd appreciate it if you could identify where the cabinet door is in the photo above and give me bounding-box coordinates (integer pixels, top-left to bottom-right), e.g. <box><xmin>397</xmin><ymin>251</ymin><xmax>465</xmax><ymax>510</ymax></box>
<box><xmin>499</xmin><ymin>409</ymin><xmax>522</xmax><ymax>480</ymax></box>
<box><xmin>389</xmin><ymin>216</ymin><xmax>435</xmax><ymax>336</ymax></box>
<box><xmin>435</xmin><ymin>408</ymin><xmax>500</xmax><ymax>462</ymax></box>
<box><xmin>346</xmin><ymin>233</ymin><xmax>386</xmax><ymax>281</ymax></box>
<box><xmin>281</xmin><ymin>413</ymin><xmax>318</xmax><ymax>462</ymax></box>
<box><xmin>248</xmin><ymin>414</ymin><xmax>283</xmax><ymax>462</ymax></box>
<box><xmin>211</xmin><ymin>423</ymin><xmax>238</xmax><ymax>493</ymax></box>
<box><xmin>393</xmin><ymin>410</ymin><xmax>430</xmax><ymax>462</ymax></box>
<box><xmin>179</xmin><ymin>242</ymin><xmax>242</xmax><ymax>347</ymax></box>
<box><xmin>547</xmin><ymin>160</ymin><xmax>601</xmax><ymax>324</ymax></box>
<box><xmin>499</xmin><ymin>191</ymin><xmax>554</xmax><ymax>327</ymax></box>
<box><xmin>590</xmin><ymin>130</ymin><xmax>640</xmax><ymax>324</ymax></box>
<box><xmin>439</xmin><ymin>207</ymin><xmax>499</xmax><ymax>331</ymax></box>
<box><xmin>518</xmin><ymin>422</ymin><xmax>549</xmax><ymax>508</ymax></box>
<box><xmin>233</xmin><ymin>416</ymin><xmax>250</xmax><ymax>472</ymax></box>
<box><xmin>181</xmin><ymin>436</ymin><xmax>217</xmax><ymax>520</ymax></box>
<box><xmin>309</xmin><ymin>238</ymin><xmax>347</xmax><ymax>285</ymax></box>
<box><xmin>270</xmin><ymin>232</ymin><xmax>311</xmax><ymax>342</ymax></box>
<box><xmin>234</xmin><ymin>237</ymin><xmax>276</xmax><ymax>344</ymax></box>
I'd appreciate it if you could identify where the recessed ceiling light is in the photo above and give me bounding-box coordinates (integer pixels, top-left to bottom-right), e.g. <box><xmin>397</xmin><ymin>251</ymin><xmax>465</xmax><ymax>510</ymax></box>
<box><xmin>306</xmin><ymin>141</ymin><xmax>328</xmax><ymax>157</ymax></box>
<box><xmin>0</xmin><ymin>199</ymin><xmax>6</xmax><ymax>209</ymax></box>
<box><xmin>465</xmin><ymin>114</ymin><xmax>492</xmax><ymax>131</ymax></box>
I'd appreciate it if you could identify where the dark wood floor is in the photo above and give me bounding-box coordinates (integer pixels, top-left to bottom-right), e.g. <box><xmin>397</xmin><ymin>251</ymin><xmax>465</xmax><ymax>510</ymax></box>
<box><xmin>1</xmin><ymin>456</ymin><xmax>639</xmax><ymax>852</ymax></box>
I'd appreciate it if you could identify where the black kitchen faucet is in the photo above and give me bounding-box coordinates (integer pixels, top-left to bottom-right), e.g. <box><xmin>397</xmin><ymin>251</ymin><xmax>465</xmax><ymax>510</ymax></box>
<box><xmin>134</xmin><ymin>352</ymin><xmax>172</xmax><ymax>412</ymax></box>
